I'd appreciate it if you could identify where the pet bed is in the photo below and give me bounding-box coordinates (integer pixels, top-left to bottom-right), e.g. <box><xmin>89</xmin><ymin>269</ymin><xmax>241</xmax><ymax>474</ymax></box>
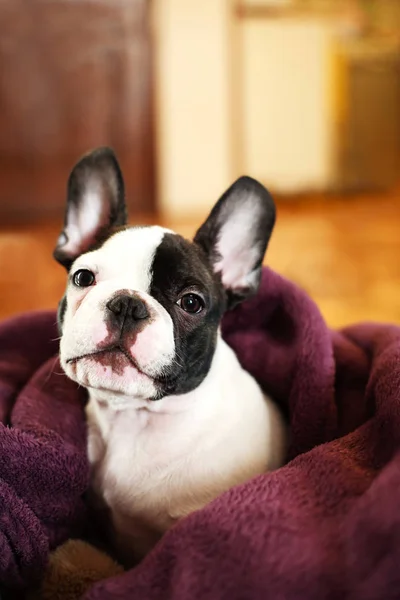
<box><xmin>1</xmin><ymin>267</ymin><xmax>400</xmax><ymax>599</ymax></box>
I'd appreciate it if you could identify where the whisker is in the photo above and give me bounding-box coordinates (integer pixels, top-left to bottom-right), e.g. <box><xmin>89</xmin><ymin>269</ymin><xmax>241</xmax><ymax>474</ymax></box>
<box><xmin>43</xmin><ymin>355</ymin><xmax>62</xmax><ymax>385</ymax></box>
<box><xmin>172</xmin><ymin>349</ymin><xmax>186</xmax><ymax>368</ymax></box>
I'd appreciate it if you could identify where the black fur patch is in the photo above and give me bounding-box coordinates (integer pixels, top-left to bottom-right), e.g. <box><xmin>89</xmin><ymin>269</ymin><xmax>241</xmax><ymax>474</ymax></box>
<box><xmin>149</xmin><ymin>233</ymin><xmax>226</xmax><ymax>397</ymax></box>
<box><xmin>57</xmin><ymin>296</ymin><xmax>67</xmax><ymax>335</ymax></box>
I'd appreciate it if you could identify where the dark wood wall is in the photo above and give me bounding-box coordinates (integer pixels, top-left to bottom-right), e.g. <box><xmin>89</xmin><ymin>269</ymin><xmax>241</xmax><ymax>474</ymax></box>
<box><xmin>0</xmin><ymin>0</ymin><xmax>155</xmax><ymax>223</ymax></box>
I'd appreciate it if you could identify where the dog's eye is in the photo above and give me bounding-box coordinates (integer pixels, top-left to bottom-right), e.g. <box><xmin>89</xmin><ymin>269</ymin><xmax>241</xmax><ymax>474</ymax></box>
<box><xmin>177</xmin><ymin>293</ymin><xmax>204</xmax><ymax>314</ymax></box>
<box><xmin>73</xmin><ymin>269</ymin><xmax>95</xmax><ymax>288</ymax></box>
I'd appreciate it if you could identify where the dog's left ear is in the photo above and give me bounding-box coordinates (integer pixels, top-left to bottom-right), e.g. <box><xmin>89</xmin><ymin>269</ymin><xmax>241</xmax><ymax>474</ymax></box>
<box><xmin>194</xmin><ymin>176</ymin><xmax>275</xmax><ymax>308</ymax></box>
<box><xmin>54</xmin><ymin>147</ymin><xmax>127</xmax><ymax>269</ymax></box>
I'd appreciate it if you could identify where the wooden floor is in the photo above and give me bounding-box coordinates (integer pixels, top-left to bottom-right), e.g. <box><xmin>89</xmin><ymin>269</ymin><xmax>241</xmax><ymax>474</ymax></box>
<box><xmin>1</xmin><ymin>189</ymin><xmax>400</xmax><ymax>329</ymax></box>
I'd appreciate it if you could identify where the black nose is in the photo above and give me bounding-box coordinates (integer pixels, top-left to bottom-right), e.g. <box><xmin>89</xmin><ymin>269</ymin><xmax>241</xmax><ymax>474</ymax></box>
<box><xmin>106</xmin><ymin>294</ymin><xmax>149</xmax><ymax>324</ymax></box>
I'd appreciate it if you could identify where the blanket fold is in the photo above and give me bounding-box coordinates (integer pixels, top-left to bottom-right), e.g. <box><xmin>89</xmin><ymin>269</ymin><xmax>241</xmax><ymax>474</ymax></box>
<box><xmin>0</xmin><ymin>312</ymin><xmax>89</xmax><ymax>590</ymax></box>
<box><xmin>1</xmin><ymin>268</ymin><xmax>400</xmax><ymax>599</ymax></box>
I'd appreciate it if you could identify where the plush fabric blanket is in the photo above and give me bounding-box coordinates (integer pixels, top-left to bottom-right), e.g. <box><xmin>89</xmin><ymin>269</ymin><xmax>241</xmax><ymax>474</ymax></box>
<box><xmin>1</xmin><ymin>267</ymin><xmax>400</xmax><ymax>599</ymax></box>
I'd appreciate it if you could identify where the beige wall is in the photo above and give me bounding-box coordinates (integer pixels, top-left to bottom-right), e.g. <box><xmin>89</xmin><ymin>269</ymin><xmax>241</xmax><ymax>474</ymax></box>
<box><xmin>241</xmin><ymin>17</ymin><xmax>334</xmax><ymax>193</ymax></box>
<box><xmin>152</xmin><ymin>0</ymin><xmax>233</xmax><ymax>218</ymax></box>
<box><xmin>153</xmin><ymin>2</ymin><xmax>335</xmax><ymax>218</ymax></box>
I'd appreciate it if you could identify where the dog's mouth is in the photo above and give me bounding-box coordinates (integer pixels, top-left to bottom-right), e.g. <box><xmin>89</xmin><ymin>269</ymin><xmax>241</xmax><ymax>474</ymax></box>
<box><xmin>66</xmin><ymin>345</ymin><xmax>169</xmax><ymax>385</ymax></box>
<box><xmin>67</xmin><ymin>344</ymin><xmax>146</xmax><ymax>374</ymax></box>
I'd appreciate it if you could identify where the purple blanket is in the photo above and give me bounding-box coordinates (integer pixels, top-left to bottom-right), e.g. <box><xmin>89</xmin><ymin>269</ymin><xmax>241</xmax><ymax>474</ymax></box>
<box><xmin>1</xmin><ymin>267</ymin><xmax>400</xmax><ymax>599</ymax></box>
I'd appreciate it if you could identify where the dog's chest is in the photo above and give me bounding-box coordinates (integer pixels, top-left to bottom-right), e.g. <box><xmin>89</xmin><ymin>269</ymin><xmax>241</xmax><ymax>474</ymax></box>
<box><xmin>84</xmin><ymin>353</ymin><xmax>284</xmax><ymax>562</ymax></box>
<box><xmin>86</xmin><ymin>400</ymin><xmax>238</xmax><ymax>560</ymax></box>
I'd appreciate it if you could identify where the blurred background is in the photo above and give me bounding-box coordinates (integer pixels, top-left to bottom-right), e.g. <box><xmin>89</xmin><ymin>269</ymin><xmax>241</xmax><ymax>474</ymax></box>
<box><xmin>0</xmin><ymin>0</ymin><xmax>399</xmax><ymax>327</ymax></box>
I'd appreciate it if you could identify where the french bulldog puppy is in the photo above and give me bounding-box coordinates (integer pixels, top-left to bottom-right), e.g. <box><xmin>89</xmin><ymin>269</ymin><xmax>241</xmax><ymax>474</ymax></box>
<box><xmin>55</xmin><ymin>147</ymin><xmax>287</xmax><ymax>564</ymax></box>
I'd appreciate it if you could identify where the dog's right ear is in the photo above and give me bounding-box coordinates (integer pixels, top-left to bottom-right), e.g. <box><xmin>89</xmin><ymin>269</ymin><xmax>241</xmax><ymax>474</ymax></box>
<box><xmin>53</xmin><ymin>147</ymin><xmax>127</xmax><ymax>270</ymax></box>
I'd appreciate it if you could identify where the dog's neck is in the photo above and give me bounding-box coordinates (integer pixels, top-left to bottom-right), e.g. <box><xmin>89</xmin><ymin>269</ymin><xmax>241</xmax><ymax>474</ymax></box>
<box><xmin>86</xmin><ymin>334</ymin><xmax>248</xmax><ymax>434</ymax></box>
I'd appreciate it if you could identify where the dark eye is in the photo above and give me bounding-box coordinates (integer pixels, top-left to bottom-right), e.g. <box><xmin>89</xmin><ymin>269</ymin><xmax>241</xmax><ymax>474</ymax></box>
<box><xmin>73</xmin><ymin>269</ymin><xmax>95</xmax><ymax>288</ymax></box>
<box><xmin>177</xmin><ymin>293</ymin><xmax>204</xmax><ymax>314</ymax></box>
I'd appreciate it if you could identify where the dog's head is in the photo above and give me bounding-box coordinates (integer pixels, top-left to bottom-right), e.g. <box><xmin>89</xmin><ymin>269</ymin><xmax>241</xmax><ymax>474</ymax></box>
<box><xmin>55</xmin><ymin>148</ymin><xmax>275</xmax><ymax>403</ymax></box>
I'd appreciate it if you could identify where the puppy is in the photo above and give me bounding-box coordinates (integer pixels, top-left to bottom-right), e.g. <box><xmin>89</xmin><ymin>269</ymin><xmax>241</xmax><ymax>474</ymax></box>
<box><xmin>54</xmin><ymin>147</ymin><xmax>287</xmax><ymax>564</ymax></box>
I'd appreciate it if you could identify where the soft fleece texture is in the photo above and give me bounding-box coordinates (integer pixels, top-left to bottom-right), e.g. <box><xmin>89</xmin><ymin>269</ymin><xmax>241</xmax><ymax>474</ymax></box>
<box><xmin>1</xmin><ymin>267</ymin><xmax>400</xmax><ymax>599</ymax></box>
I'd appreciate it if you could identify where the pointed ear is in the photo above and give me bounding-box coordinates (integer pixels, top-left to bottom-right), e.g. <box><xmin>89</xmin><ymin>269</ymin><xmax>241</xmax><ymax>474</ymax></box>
<box><xmin>53</xmin><ymin>147</ymin><xmax>127</xmax><ymax>269</ymax></box>
<box><xmin>194</xmin><ymin>176</ymin><xmax>276</xmax><ymax>308</ymax></box>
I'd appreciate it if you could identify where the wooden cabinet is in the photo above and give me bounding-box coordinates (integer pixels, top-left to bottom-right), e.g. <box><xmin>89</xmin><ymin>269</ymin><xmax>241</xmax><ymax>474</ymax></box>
<box><xmin>0</xmin><ymin>0</ymin><xmax>155</xmax><ymax>223</ymax></box>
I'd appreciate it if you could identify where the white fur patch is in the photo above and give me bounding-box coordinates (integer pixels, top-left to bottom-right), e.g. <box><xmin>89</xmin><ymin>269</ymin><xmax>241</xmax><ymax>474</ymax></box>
<box><xmin>87</xmin><ymin>226</ymin><xmax>170</xmax><ymax>292</ymax></box>
<box><xmin>60</xmin><ymin>226</ymin><xmax>176</xmax><ymax>400</ymax></box>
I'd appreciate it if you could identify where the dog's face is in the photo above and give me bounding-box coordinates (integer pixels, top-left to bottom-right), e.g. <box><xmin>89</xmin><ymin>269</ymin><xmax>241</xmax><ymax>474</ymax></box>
<box><xmin>55</xmin><ymin>148</ymin><xmax>275</xmax><ymax>403</ymax></box>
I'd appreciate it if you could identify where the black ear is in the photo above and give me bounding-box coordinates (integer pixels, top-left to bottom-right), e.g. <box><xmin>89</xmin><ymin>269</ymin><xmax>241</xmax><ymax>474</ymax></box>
<box><xmin>53</xmin><ymin>147</ymin><xmax>127</xmax><ymax>269</ymax></box>
<box><xmin>194</xmin><ymin>176</ymin><xmax>276</xmax><ymax>308</ymax></box>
